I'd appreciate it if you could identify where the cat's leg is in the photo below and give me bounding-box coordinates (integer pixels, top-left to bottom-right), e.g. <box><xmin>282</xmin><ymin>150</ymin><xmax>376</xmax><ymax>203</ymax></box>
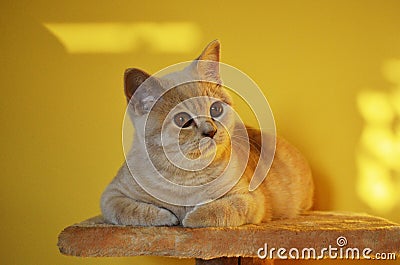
<box><xmin>182</xmin><ymin>192</ymin><xmax>270</xmax><ymax>227</ymax></box>
<box><xmin>101</xmin><ymin>194</ymin><xmax>179</xmax><ymax>226</ymax></box>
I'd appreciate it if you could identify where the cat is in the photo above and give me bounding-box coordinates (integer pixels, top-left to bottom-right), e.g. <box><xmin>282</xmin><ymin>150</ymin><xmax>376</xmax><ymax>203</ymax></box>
<box><xmin>100</xmin><ymin>40</ymin><xmax>314</xmax><ymax>227</ymax></box>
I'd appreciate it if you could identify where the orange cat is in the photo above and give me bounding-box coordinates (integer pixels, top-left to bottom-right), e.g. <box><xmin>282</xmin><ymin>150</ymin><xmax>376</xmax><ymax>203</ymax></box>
<box><xmin>101</xmin><ymin>40</ymin><xmax>314</xmax><ymax>227</ymax></box>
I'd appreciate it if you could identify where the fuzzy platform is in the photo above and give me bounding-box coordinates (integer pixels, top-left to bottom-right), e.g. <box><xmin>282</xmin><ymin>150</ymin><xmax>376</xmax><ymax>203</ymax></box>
<box><xmin>58</xmin><ymin>211</ymin><xmax>400</xmax><ymax>264</ymax></box>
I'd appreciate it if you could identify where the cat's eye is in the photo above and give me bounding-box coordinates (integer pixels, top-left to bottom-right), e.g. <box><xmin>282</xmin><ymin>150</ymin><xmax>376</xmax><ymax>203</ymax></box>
<box><xmin>174</xmin><ymin>112</ymin><xmax>193</xmax><ymax>128</ymax></box>
<box><xmin>210</xmin><ymin>101</ymin><xmax>224</xmax><ymax>118</ymax></box>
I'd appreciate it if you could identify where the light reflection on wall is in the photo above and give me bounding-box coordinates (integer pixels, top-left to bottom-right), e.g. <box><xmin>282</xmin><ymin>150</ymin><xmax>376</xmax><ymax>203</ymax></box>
<box><xmin>44</xmin><ymin>22</ymin><xmax>201</xmax><ymax>53</ymax></box>
<box><xmin>356</xmin><ymin>59</ymin><xmax>400</xmax><ymax>213</ymax></box>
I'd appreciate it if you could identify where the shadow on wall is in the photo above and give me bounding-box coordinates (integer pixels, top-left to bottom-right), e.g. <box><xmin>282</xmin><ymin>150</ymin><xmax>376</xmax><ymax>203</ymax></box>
<box><xmin>311</xmin><ymin>167</ymin><xmax>334</xmax><ymax>211</ymax></box>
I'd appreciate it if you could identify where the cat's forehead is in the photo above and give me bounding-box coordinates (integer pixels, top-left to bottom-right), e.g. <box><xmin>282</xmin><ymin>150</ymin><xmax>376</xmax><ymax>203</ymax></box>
<box><xmin>163</xmin><ymin>81</ymin><xmax>231</xmax><ymax>104</ymax></box>
<box><xmin>149</xmin><ymin>81</ymin><xmax>231</xmax><ymax>117</ymax></box>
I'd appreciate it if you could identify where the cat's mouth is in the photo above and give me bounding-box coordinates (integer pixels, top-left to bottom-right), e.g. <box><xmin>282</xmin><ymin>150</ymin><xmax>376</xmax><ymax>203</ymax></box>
<box><xmin>199</xmin><ymin>137</ymin><xmax>215</xmax><ymax>151</ymax></box>
<box><xmin>185</xmin><ymin>138</ymin><xmax>217</xmax><ymax>158</ymax></box>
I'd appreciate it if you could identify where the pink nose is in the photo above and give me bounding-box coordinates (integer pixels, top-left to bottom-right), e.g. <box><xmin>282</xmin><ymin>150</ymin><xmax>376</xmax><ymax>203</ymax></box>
<box><xmin>202</xmin><ymin>128</ymin><xmax>217</xmax><ymax>138</ymax></box>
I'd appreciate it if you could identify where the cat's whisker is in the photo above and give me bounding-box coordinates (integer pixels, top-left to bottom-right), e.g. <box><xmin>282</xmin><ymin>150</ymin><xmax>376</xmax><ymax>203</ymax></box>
<box><xmin>230</xmin><ymin>143</ymin><xmax>259</xmax><ymax>167</ymax></box>
<box><xmin>231</xmin><ymin>136</ymin><xmax>263</xmax><ymax>150</ymax></box>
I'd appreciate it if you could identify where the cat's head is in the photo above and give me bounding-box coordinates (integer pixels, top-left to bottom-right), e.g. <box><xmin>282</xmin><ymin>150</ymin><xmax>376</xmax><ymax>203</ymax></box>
<box><xmin>124</xmin><ymin>40</ymin><xmax>235</xmax><ymax>169</ymax></box>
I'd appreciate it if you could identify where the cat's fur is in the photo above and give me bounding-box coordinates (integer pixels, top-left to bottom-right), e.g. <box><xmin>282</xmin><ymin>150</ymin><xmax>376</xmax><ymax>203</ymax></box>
<box><xmin>101</xmin><ymin>40</ymin><xmax>314</xmax><ymax>227</ymax></box>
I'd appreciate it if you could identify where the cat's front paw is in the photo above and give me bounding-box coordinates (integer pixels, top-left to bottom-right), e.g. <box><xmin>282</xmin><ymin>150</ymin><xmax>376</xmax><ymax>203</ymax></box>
<box><xmin>182</xmin><ymin>204</ymin><xmax>245</xmax><ymax>228</ymax></box>
<box><xmin>120</xmin><ymin>207</ymin><xmax>179</xmax><ymax>226</ymax></box>
<box><xmin>152</xmin><ymin>208</ymin><xmax>180</xmax><ymax>226</ymax></box>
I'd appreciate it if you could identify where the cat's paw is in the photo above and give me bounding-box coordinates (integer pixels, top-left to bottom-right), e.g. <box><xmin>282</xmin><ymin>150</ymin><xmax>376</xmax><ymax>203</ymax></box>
<box><xmin>120</xmin><ymin>207</ymin><xmax>179</xmax><ymax>226</ymax></box>
<box><xmin>181</xmin><ymin>206</ymin><xmax>207</xmax><ymax>227</ymax></box>
<box><xmin>182</xmin><ymin>204</ymin><xmax>245</xmax><ymax>228</ymax></box>
<box><xmin>152</xmin><ymin>208</ymin><xmax>179</xmax><ymax>226</ymax></box>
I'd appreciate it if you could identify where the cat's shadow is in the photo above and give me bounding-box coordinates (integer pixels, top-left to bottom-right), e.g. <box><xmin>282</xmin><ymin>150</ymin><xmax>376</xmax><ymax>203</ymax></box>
<box><xmin>311</xmin><ymin>166</ymin><xmax>333</xmax><ymax>211</ymax></box>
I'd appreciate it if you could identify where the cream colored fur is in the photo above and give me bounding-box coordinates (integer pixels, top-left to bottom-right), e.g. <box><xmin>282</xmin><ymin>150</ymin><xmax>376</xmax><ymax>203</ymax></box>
<box><xmin>101</xmin><ymin>40</ymin><xmax>314</xmax><ymax>227</ymax></box>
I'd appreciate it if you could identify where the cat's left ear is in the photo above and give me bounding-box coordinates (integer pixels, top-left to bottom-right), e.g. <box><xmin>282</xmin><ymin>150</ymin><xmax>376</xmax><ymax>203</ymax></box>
<box><xmin>195</xmin><ymin>40</ymin><xmax>221</xmax><ymax>84</ymax></box>
<box><xmin>124</xmin><ymin>68</ymin><xmax>163</xmax><ymax>115</ymax></box>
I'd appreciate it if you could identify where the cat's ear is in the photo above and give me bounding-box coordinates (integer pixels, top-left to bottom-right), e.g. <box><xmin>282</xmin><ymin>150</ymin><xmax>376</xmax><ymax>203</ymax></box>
<box><xmin>124</xmin><ymin>68</ymin><xmax>162</xmax><ymax>115</ymax></box>
<box><xmin>195</xmin><ymin>40</ymin><xmax>221</xmax><ymax>84</ymax></box>
<box><xmin>124</xmin><ymin>68</ymin><xmax>150</xmax><ymax>102</ymax></box>
<box><xmin>197</xmin><ymin>39</ymin><xmax>220</xmax><ymax>62</ymax></box>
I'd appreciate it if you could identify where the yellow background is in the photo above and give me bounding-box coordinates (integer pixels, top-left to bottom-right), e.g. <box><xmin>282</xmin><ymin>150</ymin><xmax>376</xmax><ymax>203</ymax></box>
<box><xmin>0</xmin><ymin>1</ymin><xmax>399</xmax><ymax>264</ymax></box>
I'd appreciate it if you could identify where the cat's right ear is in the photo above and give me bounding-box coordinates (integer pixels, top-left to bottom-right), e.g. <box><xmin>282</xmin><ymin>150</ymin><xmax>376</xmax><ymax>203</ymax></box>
<box><xmin>124</xmin><ymin>68</ymin><xmax>162</xmax><ymax>115</ymax></box>
<box><xmin>124</xmin><ymin>68</ymin><xmax>150</xmax><ymax>102</ymax></box>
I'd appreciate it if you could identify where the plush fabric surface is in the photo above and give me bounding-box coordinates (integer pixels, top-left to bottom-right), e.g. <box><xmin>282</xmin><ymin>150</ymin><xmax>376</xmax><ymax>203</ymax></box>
<box><xmin>58</xmin><ymin>211</ymin><xmax>400</xmax><ymax>259</ymax></box>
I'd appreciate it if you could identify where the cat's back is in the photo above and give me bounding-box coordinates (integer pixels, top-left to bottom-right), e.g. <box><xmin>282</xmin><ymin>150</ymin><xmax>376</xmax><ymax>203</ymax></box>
<box><xmin>243</xmin><ymin>127</ymin><xmax>314</xmax><ymax>219</ymax></box>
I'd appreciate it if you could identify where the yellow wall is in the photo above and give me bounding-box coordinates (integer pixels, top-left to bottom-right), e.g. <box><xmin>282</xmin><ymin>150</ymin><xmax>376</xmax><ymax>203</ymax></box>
<box><xmin>0</xmin><ymin>1</ymin><xmax>399</xmax><ymax>264</ymax></box>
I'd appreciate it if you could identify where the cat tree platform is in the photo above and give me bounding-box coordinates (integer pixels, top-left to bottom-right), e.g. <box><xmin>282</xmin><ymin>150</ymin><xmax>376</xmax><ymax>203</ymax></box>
<box><xmin>58</xmin><ymin>211</ymin><xmax>400</xmax><ymax>264</ymax></box>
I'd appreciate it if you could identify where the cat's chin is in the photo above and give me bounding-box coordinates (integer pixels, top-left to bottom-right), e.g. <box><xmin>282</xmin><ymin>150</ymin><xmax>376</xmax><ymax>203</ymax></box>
<box><xmin>184</xmin><ymin>139</ymin><xmax>216</xmax><ymax>159</ymax></box>
<box><xmin>199</xmin><ymin>137</ymin><xmax>215</xmax><ymax>151</ymax></box>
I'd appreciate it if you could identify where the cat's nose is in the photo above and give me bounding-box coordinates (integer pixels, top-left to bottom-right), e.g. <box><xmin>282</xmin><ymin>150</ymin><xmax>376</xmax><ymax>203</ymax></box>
<box><xmin>202</xmin><ymin>128</ymin><xmax>217</xmax><ymax>138</ymax></box>
<box><xmin>201</xmin><ymin>121</ymin><xmax>217</xmax><ymax>138</ymax></box>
